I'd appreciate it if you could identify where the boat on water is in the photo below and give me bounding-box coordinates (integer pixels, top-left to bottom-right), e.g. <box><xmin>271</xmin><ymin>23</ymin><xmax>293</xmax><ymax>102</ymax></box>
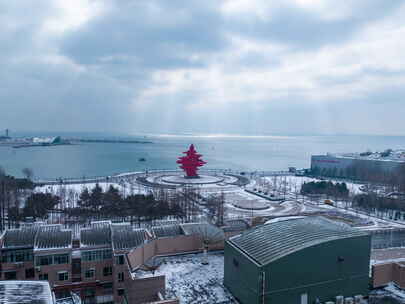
<box><xmin>138</xmin><ymin>158</ymin><xmax>146</xmax><ymax>162</ymax></box>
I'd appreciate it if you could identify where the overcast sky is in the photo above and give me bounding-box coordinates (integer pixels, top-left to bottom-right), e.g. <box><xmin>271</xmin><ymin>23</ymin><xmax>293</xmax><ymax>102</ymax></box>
<box><xmin>1</xmin><ymin>0</ymin><xmax>405</xmax><ymax>136</ymax></box>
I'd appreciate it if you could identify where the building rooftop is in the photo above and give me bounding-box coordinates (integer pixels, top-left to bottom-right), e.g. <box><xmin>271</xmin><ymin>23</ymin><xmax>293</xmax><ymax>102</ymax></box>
<box><xmin>152</xmin><ymin>224</ymin><xmax>183</xmax><ymax>238</ymax></box>
<box><xmin>2</xmin><ymin>228</ymin><xmax>37</xmax><ymax>249</ymax></box>
<box><xmin>222</xmin><ymin>219</ymin><xmax>250</xmax><ymax>233</ymax></box>
<box><xmin>111</xmin><ymin>224</ymin><xmax>147</xmax><ymax>250</ymax></box>
<box><xmin>80</xmin><ymin>224</ymin><xmax>111</xmax><ymax>248</ymax></box>
<box><xmin>135</xmin><ymin>252</ymin><xmax>234</xmax><ymax>303</ymax></box>
<box><xmin>0</xmin><ymin>280</ymin><xmax>54</xmax><ymax>304</ymax></box>
<box><xmin>320</xmin><ymin>149</ymin><xmax>405</xmax><ymax>163</ymax></box>
<box><xmin>180</xmin><ymin>223</ymin><xmax>225</xmax><ymax>244</ymax></box>
<box><xmin>35</xmin><ymin>225</ymin><xmax>72</xmax><ymax>250</ymax></box>
<box><xmin>229</xmin><ymin>216</ymin><xmax>369</xmax><ymax>266</ymax></box>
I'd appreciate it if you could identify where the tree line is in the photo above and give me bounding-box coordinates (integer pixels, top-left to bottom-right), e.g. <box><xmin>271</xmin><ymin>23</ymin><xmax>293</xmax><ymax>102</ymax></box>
<box><xmin>352</xmin><ymin>193</ymin><xmax>405</xmax><ymax>220</ymax></box>
<box><xmin>64</xmin><ymin>184</ymin><xmax>184</xmax><ymax>224</ymax></box>
<box><xmin>301</xmin><ymin>181</ymin><xmax>349</xmax><ymax>198</ymax></box>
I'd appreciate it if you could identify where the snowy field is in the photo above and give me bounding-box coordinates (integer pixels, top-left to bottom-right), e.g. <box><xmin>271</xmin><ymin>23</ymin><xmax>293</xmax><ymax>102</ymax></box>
<box><xmin>139</xmin><ymin>252</ymin><xmax>235</xmax><ymax>304</ymax></box>
<box><xmin>35</xmin><ymin>181</ymin><xmax>147</xmax><ymax>208</ymax></box>
<box><xmin>261</xmin><ymin>175</ymin><xmax>365</xmax><ymax>196</ymax></box>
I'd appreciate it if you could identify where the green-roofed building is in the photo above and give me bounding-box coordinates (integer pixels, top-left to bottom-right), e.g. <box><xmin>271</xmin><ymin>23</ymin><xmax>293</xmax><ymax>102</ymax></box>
<box><xmin>224</xmin><ymin>216</ymin><xmax>371</xmax><ymax>304</ymax></box>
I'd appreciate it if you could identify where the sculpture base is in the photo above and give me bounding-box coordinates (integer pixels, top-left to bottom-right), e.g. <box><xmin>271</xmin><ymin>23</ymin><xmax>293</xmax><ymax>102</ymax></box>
<box><xmin>184</xmin><ymin>175</ymin><xmax>200</xmax><ymax>179</ymax></box>
<box><xmin>161</xmin><ymin>174</ymin><xmax>224</xmax><ymax>185</ymax></box>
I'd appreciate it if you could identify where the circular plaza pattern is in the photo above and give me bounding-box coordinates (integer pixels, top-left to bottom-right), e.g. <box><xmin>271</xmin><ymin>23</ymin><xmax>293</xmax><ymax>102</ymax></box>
<box><xmin>161</xmin><ymin>174</ymin><xmax>224</xmax><ymax>185</ymax></box>
<box><xmin>135</xmin><ymin>170</ymin><xmax>250</xmax><ymax>189</ymax></box>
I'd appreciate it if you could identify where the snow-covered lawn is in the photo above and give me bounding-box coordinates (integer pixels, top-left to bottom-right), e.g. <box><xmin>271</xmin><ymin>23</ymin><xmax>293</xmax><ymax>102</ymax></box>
<box><xmin>35</xmin><ymin>181</ymin><xmax>147</xmax><ymax>208</ymax></box>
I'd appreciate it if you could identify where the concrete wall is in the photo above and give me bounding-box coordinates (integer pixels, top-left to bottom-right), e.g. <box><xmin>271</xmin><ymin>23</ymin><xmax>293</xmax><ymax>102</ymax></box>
<box><xmin>372</xmin><ymin>263</ymin><xmax>394</xmax><ymax>288</ymax></box>
<box><xmin>154</xmin><ymin>235</ymin><xmax>201</xmax><ymax>256</ymax></box>
<box><xmin>125</xmin><ymin>275</ymin><xmax>165</xmax><ymax>304</ymax></box>
<box><xmin>372</xmin><ymin>262</ymin><xmax>405</xmax><ymax>289</ymax></box>
<box><xmin>126</xmin><ymin>231</ymin><xmax>239</xmax><ymax>272</ymax></box>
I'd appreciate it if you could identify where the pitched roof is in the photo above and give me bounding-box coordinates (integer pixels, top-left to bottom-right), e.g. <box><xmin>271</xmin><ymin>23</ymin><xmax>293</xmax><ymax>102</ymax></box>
<box><xmin>229</xmin><ymin>216</ymin><xmax>369</xmax><ymax>266</ymax></box>
<box><xmin>35</xmin><ymin>225</ymin><xmax>72</xmax><ymax>250</ymax></box>
<box><xmin>222</xmin><ymin>219</ymin><xmax>250</xmax><ymax>232</ymax></box>
<box><xmin>180</xmin><ymin>222</ymin><xmax>224</xmax><ymax>244</ymax></box>
<box><xmin>111</xmin><ymin>224</ymin><xmax>147</xmax><ymax>250</ymax></box>
<box><xmin>2</xmin><ymin>228</ymin><xmax>37</xmax><ymax>249</ymax></box>
<box><xmin>152</xmin><ymin>224</ymin><xmax>183</xmax><ymax>238</ymax></box>
<box><xmin>80</xmin><ymin>223</ymin><xmax>111</xmax><ymax>247</ymax></box>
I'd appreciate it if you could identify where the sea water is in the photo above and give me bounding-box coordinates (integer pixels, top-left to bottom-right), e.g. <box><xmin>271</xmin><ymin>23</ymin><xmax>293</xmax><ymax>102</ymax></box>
<box><xmin>0</xmin><ymin>134</ymin><xmax>404</xmax><ymax>179</ymax></box>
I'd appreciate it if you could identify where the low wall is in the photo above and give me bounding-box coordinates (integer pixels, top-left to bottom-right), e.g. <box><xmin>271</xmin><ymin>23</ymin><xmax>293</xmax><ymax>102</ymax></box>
<box><xmin>372</xmin><ymin>263</ymin><xmax>393</xmax><ymax>288</ymax></box>
<box><xmin>127</xmin><ymin>230</ymin><xmax>245</xmax><ymax>271</ymax></box>
<box><xmin>151</xmin><ymin>300</ymin><xmax>180</xmax><ymax>304</ymax></box>
<box><xmin>372</xmin><ymin>262</ymin><xmax>405</xmax><ymax>288</ymax></box>
<box><xmin>125</xmin><ymin>275</ymin><xmax>165</xmax><ymax>304</ymax></box>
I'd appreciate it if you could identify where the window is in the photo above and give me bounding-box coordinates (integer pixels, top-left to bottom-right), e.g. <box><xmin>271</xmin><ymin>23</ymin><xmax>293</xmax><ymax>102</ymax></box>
<box><xmin>102</xmin><ymin>282</ymin><xmax>113</xmax><ymax>289</ymax></box>
<box><xmin>36</xmin><ymin>255</ymin><xmax>53</xmax><ymax>266</ymax></box>
<box><xmin>55</xmin><ymin>290</ymin><xmax>71</xmax><ymax>299</ymax></box>
<box><xmin>58</xmin><ymin>271</ymin><xmax>69</xmax><ymax>281</ymax></box>
<box><xmin>82</xmin><ymin>249</ymin><xmax>112</xmax><ymax>262</ymax></box>
<box><xmin>118</xmin><ymin>272</ymin><xmax>124</xmax><ymax>282</ymax></box>
<box><xmin>116</xmin><ymin>255</ymin><xmax>125</xmax><ymax>265</ymax></box>
<box><xmin>85</xmin><ymin>268</ymin><xmax>95</xmax><ymax>278</ymax></box>
<box><xmin>117</xmin><ymin>289</ymin><xmax>125</xmax><ymax>296</ymax></box>
<box><xmin>4</xmin><ymin>271</ymin><xmax>16</xmax><ymax>280</ymax></box>
<box><xmin>233</xmin><ymin>258</ymin><xmax>239</xmax><ymax>267</ymax></box>
<box><xmin>2</xmin><ymin>249</ymin><xmax>33</xmax><ymax>263</ymax></box>
<box><xmin>103</xmin><ymin>266</ymin><xmax>112</xmax><ymax>277</ymax></box>
<box><xmin>25</xmin><ymin>268</ymin><xmax>35</xmax><ymax>279</ymax></box>
<box><xmin>54</xmin><ymin>254</ymin><xmax>69</xmax><ymax>264</ymax></box>
<box><xmin>84</xmin><ymin>288</ymin><xmax>95</xmax><ymax>297</ymax></box>
<box><xmin>39</xmin><ymin>273</ymin><xmax>48</xmax><ymax>280</ymax></box>
<box><xmin>36</xmin><ymin>254</ymin><xmax>70</xmax><ymax>266</ymax></box>
<box><xmin>15</xmin><ymin>250</ymin><xmax>31</xmax><ymax>262</ymax></box>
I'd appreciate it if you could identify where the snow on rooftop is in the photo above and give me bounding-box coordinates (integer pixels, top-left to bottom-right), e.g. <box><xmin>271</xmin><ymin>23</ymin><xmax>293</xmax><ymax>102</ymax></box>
<box><xmin>0</xmin><ymin>281</ymin><xmax>54</xmax><ymax>304</ymax></box>
<box><xmin>264</xmin><ymin>216</ymin><xmax>307</xmax><ymax>225</ymax></box>
<box><xmin>136</xmin><ymin>252</ymin><xmax>235</xmax><ymax>303</ymax></box>
<box><xmin>333</xmin><ymin>149</ymin><xmax>405</xmax><ymax>162</ymax></box>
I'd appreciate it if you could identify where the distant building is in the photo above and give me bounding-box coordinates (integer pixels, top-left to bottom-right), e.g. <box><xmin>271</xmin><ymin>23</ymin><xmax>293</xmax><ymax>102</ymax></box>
<box><xmin>32</xmin><ymin>136</ymin><xmax>62</xmax><ymax>144</ymax></box>
<box><xmin>0</xmin><ymin>129</ymin><xmax>11</xmax><ymax>142</ymax></box>
<box><xmin>224</xmin><ymin>216</ymin><xmax>371</xmax><ymax>304</ymax></box>
<box><xmin>311</xmin><ymin>150</ymin><xmax>405</xmax><ymax>179</ymax></box>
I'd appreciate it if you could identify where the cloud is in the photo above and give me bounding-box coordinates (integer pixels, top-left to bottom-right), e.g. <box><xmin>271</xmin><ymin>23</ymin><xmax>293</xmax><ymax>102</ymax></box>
<box><xmin>223</xmin><ymin>0</ymin><xmax>402</xmax><ymax>48</ymax></box>
<box><xmin>1</xmin><ymin>0</ymin><xmax>405</xmax><ymax>135</ymax></box>
<box><xmin>62</xmin><ymin>0</ymin><xmax>226</xmax><ymax>69</ymax></box>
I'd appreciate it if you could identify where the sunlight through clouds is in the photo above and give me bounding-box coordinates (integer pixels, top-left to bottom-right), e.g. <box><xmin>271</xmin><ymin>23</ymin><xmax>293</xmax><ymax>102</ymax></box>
<box><xmin>1</xmin><ymin>0</ymin><xmax>405</xmax><ymax>135</ymax></box>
